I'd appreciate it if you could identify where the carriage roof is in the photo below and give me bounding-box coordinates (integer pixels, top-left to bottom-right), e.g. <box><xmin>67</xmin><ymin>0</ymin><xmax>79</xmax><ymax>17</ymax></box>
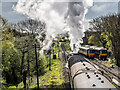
<box><xmin>79</xmin><ymin>47</ymin><xmax>94</xmax><ymax>50</ymax></box>
<box><xmin>95</xmin><ymin>47</ymin><xmax>107</xmax><ymax>50</ymax></box>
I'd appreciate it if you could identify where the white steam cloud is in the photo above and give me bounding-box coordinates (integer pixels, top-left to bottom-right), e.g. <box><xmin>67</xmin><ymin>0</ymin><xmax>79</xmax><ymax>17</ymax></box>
<box><xmin>15</xmin><ymin>0</ymin><xmax>93</xmax><ymax>52</ymax></box>
<box><xmin>66</xmin><ymin>0</ymin><xmax>93</xmax><ymax>51</ymax></box>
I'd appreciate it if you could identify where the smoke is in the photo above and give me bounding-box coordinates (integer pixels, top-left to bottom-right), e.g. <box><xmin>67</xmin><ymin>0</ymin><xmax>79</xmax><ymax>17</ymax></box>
<box><xmin>15</xmin><ymin>0</ymin><xmax>93</xmax><ymax>52</ymax></box>
<box><xmin>65</xmin><ymin>0</ymin><xmax>93</xmax><ymax>51</ymax></box>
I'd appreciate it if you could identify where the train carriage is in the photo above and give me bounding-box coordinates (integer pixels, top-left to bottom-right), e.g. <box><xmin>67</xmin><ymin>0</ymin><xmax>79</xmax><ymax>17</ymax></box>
<box><xmin>78</xmin><ymin>47</ymin><xmax>95</xmax><ymax>59</ymax></box>
<box><xmin>95</xmin><ymin>47</ymin><xmax>108</xmax><ymax>60</ymax></box>
<box><xmin>68</xmin><ymin>55</ymin><xmax>116</xmax><ymax>89</ymax></box>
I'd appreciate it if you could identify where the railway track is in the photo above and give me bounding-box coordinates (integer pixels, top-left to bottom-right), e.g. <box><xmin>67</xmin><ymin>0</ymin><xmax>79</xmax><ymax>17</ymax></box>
<box><xmin>61</xmin><ymin>44</ymin><xmax>119</xmax><ymax>88</ymax></box>
<box><xmin>61</xmin><ymin>44</ymin><xmax>68</xmax><ymax>63</ymax></box>
<box><xmin>88</xmin><ymin>58</ymin><xmax>120</xmax><ymax>88</ymax></box>
<box><xmin>92</xmin><ymin>59</ymin><xmax>120</xmax><ymax>80</ymax></box>
<box><xmin>61</xmin><ymin>44</ymin><xmax>67</xmax><ymax>52</ymax></box>
<box><xmin>60</xmin><ymin>44</ymin><xmax>71</xmax><ymax>89</ymax></box>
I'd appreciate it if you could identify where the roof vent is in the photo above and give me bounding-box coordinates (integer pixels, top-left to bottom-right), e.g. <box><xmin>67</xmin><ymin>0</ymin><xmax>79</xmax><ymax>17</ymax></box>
<box><xmin>96</xmin><ymin>75</ymin><xmax>98</xmax><ymax>77</ymax></box>
<box><xmin>98</xmin><ymin>77</ymin><xmax>101</xmax><ymax>80</ymax></box>
<box><xmin>101</xmin><ymin>71</ymin><xmax>104</xmax><ymax>75</ymax></box>
<box><xmin>101</xmin><ymin>81</ymin><xmax>104</xmax><ymax>83</ymax></box>
<box><xmin>92</xmin><ymin>84</ymin><xmax>96</xmax><ymax>87</ymax></box>
<box><xmin>83</xmin><ymin>63</ymin><xmax>85</xmax><ymax>66</ymax></box>
<box><xmin>86</xmin><ymin>67</ymin><xmax>90</xmax><ymax>70</ymax></box>
<box><xmin>87</xmin><ymin>75</ymin><xmax>90</xmax><ymax>79</ymax></box>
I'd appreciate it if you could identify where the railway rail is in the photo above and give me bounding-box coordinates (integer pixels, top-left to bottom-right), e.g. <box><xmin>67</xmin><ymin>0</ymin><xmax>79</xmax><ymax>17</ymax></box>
<box><xmin>88</xmin><ymin>58</ymin><xmax>120</xmax><ymax>88</ymax></box>
<box><xmin>61</xmin><ymin>44</ymin><xmax>67</xmax><ymax>52</ymax></box>
<box><xmin>61</xmin><ymin>44</ymin><xmax>68</xmax><ymax>63</ymax></box>
<box><xmin>91</xmin><ymin>59</ymin><xmax>120</xmax><ymax>79</ymax></box>
<box><xmin>61</xmin><ymin>44</ymin><xmax>119</xmax><ymax>89</ymax></box>
<box><xmin>61</xmin><ymin>44</ymin><xmax>71</xmax><ymax>89</ymax></box>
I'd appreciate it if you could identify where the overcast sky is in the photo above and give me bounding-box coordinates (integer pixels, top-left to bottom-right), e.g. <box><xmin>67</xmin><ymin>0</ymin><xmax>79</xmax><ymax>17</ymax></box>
<box><xmin>0</xmin><ymin>0</ymin><xmax>119</xmax><ymax>24</ymax></box>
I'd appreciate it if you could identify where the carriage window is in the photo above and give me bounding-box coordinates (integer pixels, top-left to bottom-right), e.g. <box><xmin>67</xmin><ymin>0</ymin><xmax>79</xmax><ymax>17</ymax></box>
<box><xmin>102</xmin><ymin>50</ymin><xmax>107</xmax><ymax>54</ymax></box>
<box><xmin>88</xmin><ymin>50</ymin><xmax>94</xmax><ymax>53</ymax></box>
<box><xmin>95</xmin><ymin>50</ymin><xmax>99</xmax><ymax>54</ymax></box>
<box><xmin>88</xmin><ymin>50</ymin><xmax>90</xmax><ymax>53</ymax></box>
<box><xmin>100</xmin><ymin>51</ymin><xmax>102</xmax><ymax>54</ymax></box>
<box><xmin>100</xmin><ymin>50</ymin><xmax>107</xmax><ymax>54</ymax></box>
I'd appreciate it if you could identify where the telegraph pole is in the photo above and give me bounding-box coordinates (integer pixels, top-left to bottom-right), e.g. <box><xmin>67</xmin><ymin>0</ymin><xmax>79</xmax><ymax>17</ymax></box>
<box><xmin>35</xmin><ymin>44</ymin><xmax>39</xmax><ymax>89</ymax></box>
<box><xmin>57</xmin><ymin>42</ymin><xmax>60</xmax><ymax>59</ymax></box>
<box><xmin>48</xmin><ymin>49</ymin><xmax>51</xmax><ymax>71</ymax></box>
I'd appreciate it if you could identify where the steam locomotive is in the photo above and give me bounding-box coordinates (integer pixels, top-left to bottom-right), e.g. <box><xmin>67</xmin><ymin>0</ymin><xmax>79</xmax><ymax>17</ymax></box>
<box><xmin>68</xmin><ymin>54</ymin><xmax>116</xmax><ymax>89</ymax></box>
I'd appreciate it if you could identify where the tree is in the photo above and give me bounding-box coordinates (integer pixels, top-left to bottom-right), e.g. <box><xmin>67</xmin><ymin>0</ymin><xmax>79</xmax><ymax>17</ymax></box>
<box><xmin>89</xmin><ymin>18</ymin><xmax>107</xmax><ymax>48</ymax></box>
<box><xmin>1</xmin><ymin>16</ymin><xmax>47</xmax><ymax>85</ymax></box>
<box><xmin>88</xmin><ymin>32</ymin><xmax>107</xmax><ymax>47</ymax></box>
<box><xmin>0</xmin><ymin>15</ymin><xmax>10</xmax><ymax>31</ymax></box>
<box><xmin>1</xmin><ymin>15</ymin><xmax>21</xmax><ymax>84</ymax></box>
<box><xmin>12</xmin><ymin>19</ymin><xmax>46</xmax><ymax>39</ymax></box>
<box><xmin>89</xmin><ymin>14</ymin><xmax>120</xmax><ymax>67</ymax></box>
<box><xmin>12</xmin><ymin>19</ymin><xmax>46</xmax><ymax>74</ymax></box>
<box><xmin>2</xmin><ymin>29</ymin><xmax>21</xmax><ymax>84</ymax></box>
<box><xmin>102</xmin><ymin>14</ymin><xmax>120</xmax><ymax>66</ymax></box>
<box><xmin>2</xmin><ymin>38</ymin><xmax>21</xmax><ymax>84</ymax></box>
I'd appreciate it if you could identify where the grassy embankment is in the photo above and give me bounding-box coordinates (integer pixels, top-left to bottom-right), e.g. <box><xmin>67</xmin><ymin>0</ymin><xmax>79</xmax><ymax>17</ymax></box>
<box><xmin>9</xmin><ymin>41</ymin><xmax>71</xmax><ymax>89</ymax></box>
<box><xmin>17</xmin><ymin>43</ymin><xmax>64</xmax><ymax>89</ymax></box>
<box><xmin>2</xmin><ymin>41</ymin><xmax>71</xmax><ymax>89</ymax></box>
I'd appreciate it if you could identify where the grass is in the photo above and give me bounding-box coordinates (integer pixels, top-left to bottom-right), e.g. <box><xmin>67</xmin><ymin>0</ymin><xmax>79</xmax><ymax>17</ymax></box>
<box><xmin>16</xmin><ymin>53</ymin><xmax>64</xmax><ymax>89</ymax></box>
<box><xmin>60</xmin><ymin>41</ymin><xmax>72</xmax><ymax>51</ymax></box>
<box><xmin>103</xmin><ymin>58</ymin><xmax>118</xmax><ymax>67</ymax></box>
<box><xmin>3</xmin><ymin>42</ymin><xmax>67</xmax><ymax>89</ymax></box>
<box><xmin>29</xmin><ymin>43</ymin><xmax>65</xmax><ymax>89</ymax></box>
<box><xmin>41</xmin><ymin>58</ymin><xmax>63</xmax><ymax>86</ymax></box>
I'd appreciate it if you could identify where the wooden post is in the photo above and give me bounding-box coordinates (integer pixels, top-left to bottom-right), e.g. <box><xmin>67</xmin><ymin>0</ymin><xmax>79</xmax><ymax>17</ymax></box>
<box><xmin>27</xmin><ymin>59</ymin><xmax>30</xmax><ymax>86</ymax></box>
<box><xmin>58</xmin><ymin>44</ymin><xmax>59</xmax><ymax>59</ymax></box>
<box><xmin>35</xmin><ymin>44</ymin><xmax>39</xmax><ymax>89</ymax></box>
<box><xmin>21</xmin><ymin>52</ymin><xmax>25</xmax><ymax>74</ymax></box>
<box><xmin>49</xmin><ymin>54</ymin><xmax>51</xmax><ymax>71</ymax></box>
<box><xmin>48</xmin><ymin>49</ymin><xmax>51</xmax><ymax>71</ymax></box>
<box><xmin>47</xmin><ymin>55</ymin><xmax>48</xmax><ymax>67</ymax></box>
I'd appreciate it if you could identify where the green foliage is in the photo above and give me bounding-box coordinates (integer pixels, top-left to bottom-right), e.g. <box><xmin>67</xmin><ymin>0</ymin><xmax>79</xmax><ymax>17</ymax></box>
<box><xmin>29</xmin><ymin>53</ymin><xmax>64</xmax><ymax>88</ymax></box>
<box><xmin>104</xmin><ymin>58</ymin><xmax>118</xmax><ymax>68</ymax></box>
<box><xmin>1</xmin><ymin>84</ymin><xmax>8</xmax><ymax>90</ymax></box>
<box><xmin>8</xmin><ymin>86</ymin><xmax>16</xmax><ymax>90</ymax></box>
<box><xmin>88</xmin><ymin>32</ymin><xmax>107</xmax><ymax>47</ymax></box>
<box><xmin>55</xmin><ymin>32</ymin><xmax>70</xmax><ymax>42</ymax></box>
<box><xmin>1</xmin><ymin>14</ymin><xmax>47</xmax><ymax>87</ymax></box>
<box><xmin>2</xmin><ymin>29</ymin><xmax>21</xmax><ymax>84</ymax></box>
<box><xmin>1</xmin><ymin>14</ymin><xmax>68</xmax><ymax>88</ymax></box>
<box><xmin>101</xmin><ymin>32</ymin><xmax>112</xmax><ymax>49</ymax></box>
<box><xmin>27</xmin><ymin>43</ymin><xmax>65</xmax><ymax>89</ymax></box>
<box><xmin>89</xmin><ymin>14</ymin><xmax>120</xmax><ymax>66</ymax></box>
<box><xmin>61</xmin><ymin>41</ymin><xmax>71</xmax><ymax>51</ymax></box>
<box><xmin>0</xmin><ymin>15</ymin><xmax>10</xmax><ymax>31</ymax></box>
<box><xmin>88</xmin><ymin>34</ymin><xmax>101</xmax><ymax>46</ymax></box>
<box><xmin>38</xmin><ymin>54</ymin><xmax>47</xmax><ymax>74</ymax></box>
